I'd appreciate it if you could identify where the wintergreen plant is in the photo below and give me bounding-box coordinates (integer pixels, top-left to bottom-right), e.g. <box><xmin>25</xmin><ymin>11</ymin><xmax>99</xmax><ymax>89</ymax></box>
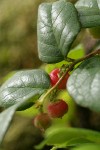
<box><xmin>0</xmin><ymin>0</ymin><xmax>100</xmax><ymax>149</ymax></box>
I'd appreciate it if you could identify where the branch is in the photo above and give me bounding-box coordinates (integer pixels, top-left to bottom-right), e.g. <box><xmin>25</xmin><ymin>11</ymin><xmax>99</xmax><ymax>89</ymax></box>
<box><xmin>36</xmin><ymin>49</ymin><xmax>100</xmax><ymax>107</ymax></box>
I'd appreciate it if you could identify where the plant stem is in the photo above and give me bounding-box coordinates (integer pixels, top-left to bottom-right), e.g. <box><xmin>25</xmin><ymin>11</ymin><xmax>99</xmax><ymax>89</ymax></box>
<box><xmin>36</xmin><ymin>49</ymin><xmax>100</xmax><ymax>107</ymax></box>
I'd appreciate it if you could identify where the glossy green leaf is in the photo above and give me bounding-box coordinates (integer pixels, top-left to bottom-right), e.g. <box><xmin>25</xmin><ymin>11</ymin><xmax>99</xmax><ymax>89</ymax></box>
<box><xmin>75</xmin><ymin>0</ymin><xmax>100</xmax><ymax>28</ymax></box>
<box><xmin>0</xmin><ymin>69</ymin><xmax>50</xmax><ymax>109</ymax></box>
<box><xmin>67</xmin><ymin>55</ymin><xmax>100</xmax><ymax>112</ymax></box>
<box><xmin>38</xmin><ymin>0</ymin><xmax>100</xmax><ymax>64</ymax></box>
<box><xmin>37</xmin><ymin>0</ymin><xmax>81</xmax><ymax>63</ymax></box>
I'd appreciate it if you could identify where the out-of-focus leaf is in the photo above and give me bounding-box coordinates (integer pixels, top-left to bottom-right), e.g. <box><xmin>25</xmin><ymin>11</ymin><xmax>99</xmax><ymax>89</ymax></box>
<box><xmin>71</xmin><ymin>144</ymin><xmax>100</xmax><ymax>150</ymax></box>
<box><xmin>68</xmin><ymin>45</ymin><xmax>85</xmax><ymax>59</ymax></box>
<box><xmin>45</xmin><ymin>127</ymin><xmax>100</xmax><ymax>145</ymax></box>
<box><xmin>88</xmin><ymin>26</ymin><xmax>100</xmax><ymax>39</ymax></box>
<box><xmin>0</xmin><ymin>103</ymin><xmax>20</xmax><ymax>146</ymax></box>
<box><xmin>36</xmin><ymin>127</ymin><xmax>100</xmax><ymax>149</ymax></box>
<box><xmin>0</xmin><ymin>95</ymin><xmax>35</xmax><ymax>146</ymax></box>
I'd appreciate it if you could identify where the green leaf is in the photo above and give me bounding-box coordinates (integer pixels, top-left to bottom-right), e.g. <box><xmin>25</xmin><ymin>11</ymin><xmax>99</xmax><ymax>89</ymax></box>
<box><xmin>67</xmin><ymin>55</ymin><xmax>100</xmax><ymax>112</ymax></box>
<box><xmin>68</xmin><ymin>45</ymin><xmax>85</xmax><ymax>59</ymax></box>
<box><xmin>0</xmin><ymin>69</ymin><xmax>50</xmax><ymax>110</ymax></box>
<box><xmin>44</xmin><ymin>127</ymin><xmax>100</xmax><ymax>147</ymax></box>
<box><xmin>35</xmin><ymin>126</ymin><xmax>100</xmax><ymax>149</ymax></box>
<box><xmin>0</xmin><ymin>106</ymin><xmax>16</xmax><ymax>145</ymax></box>
<box><xmin>72</xmin><ymin>144</ymin><xmax>100</xmax><ymax>150</ymax></box>
<box><xmin>0</xmin><ymin>101</ymin><xmax>22</xmax><ymax>146</ymax></box>
<box><xmin>0</xmin><ymin>98</ymin><xmax>31</xmax><ymax>146</ymax></box>
<box><xmin>75</xmin><ymin>0</ymin><xmax>100</xmax><ymax>28</ymax></box>
<box><xmin>38</xmin><ymin>0</ymin><xmax>100</xmax><ymax>64</ymax></box>
<box><xmin>37</xmin><ymin>0</ymin><xmax>81</xmax><ymax>63</ymax></box>
<box><xmin>45</xmin><ymin>44</ymin><xmax>85</xmax><ymax>73</ymax></box>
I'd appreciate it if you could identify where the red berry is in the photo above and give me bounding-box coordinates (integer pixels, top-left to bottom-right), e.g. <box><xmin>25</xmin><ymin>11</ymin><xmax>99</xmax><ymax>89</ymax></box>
<box><xmin>50</xmin><ymin>68</ymin><xmax>70</xmax><ymax>89</ymax></box>
<box><xmin>47</xmin><ymin>99</ymin><xmax>68</xmax><ymax>118</ymax></box>
<box><xmin>33</xmin><ymin>113</ymin><xmax>52</xmax><ymax>131</ymax></box>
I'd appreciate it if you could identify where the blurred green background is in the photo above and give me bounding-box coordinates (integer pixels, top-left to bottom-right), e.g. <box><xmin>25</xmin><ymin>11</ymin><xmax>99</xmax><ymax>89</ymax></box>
<box><xmin>0</xmin><ymin>0</ymin><xmax>42</xmax><ymax>81</ymax></box>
